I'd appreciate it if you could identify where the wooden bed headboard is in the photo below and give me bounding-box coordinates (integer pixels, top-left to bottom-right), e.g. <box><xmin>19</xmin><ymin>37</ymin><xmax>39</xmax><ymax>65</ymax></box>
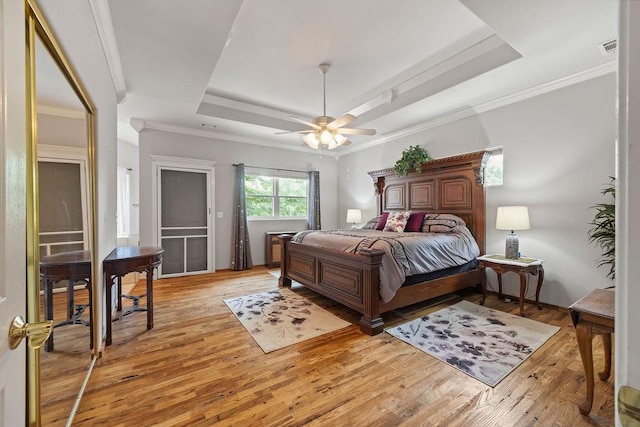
<box><xmin>368</xmin><ymin>150</ymin><xmax>489</xmax><ymax>254</ymax></box>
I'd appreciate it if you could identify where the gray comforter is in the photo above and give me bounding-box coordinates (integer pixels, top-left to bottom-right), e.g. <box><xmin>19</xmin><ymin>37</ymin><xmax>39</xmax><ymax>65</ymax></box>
<box><xmin>292</xmin><ymin>228</ymin><xmax>480</xmax><ymax>303</ymax></box>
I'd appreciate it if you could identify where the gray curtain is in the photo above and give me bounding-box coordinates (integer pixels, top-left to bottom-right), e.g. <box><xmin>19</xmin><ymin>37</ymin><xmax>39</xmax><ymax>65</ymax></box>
<box><xmin>308</xmin><ymin>171</ymin><xmax>321</xmax><ymax>230</ymax></box>
<box><xmin>231</xmin><ymin>163</ymin><xmax>253</xmax><ymax>270</ymax></box>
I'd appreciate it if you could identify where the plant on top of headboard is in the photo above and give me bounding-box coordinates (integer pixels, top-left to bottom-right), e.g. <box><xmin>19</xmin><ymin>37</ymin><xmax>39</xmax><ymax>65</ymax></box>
<box><xmin>393</xmin><ymin>145</ymin><xmax>432</xmax><ymax>176</ymax></box>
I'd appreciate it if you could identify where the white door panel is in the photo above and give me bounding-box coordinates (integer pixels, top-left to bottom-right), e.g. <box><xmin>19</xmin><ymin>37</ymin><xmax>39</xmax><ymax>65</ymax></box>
<box><xmin>0</xmin><ymin>0</ymin><xmax>27</xmax><ymax>423</ymax></box>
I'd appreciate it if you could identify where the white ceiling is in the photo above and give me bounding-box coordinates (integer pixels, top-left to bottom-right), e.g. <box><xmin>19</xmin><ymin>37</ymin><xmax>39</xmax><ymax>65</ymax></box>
<box><xmin>105</xmin><ymin>0</ymin><xmax>618</xmax><ymax>154</ymax></box>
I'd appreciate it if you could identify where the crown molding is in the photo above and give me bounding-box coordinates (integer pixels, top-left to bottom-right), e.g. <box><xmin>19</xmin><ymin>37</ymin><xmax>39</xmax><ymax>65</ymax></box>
<box><xmin>38</xmin><ymin>144</ymin><xmax>87</xmax><ymax>161</ymax></box>
<box><xmin>128</xmin><ymin>60</ymin><xmax>616</xmax><ymax>161</ymax></box>
<box><xmin>37</xmin><ymin>104</ymin><xmax>85</xmax><ymax>119</ymax></box>
<box><xmin>88</xmin><ymin>0</ymin><xmax>127</xmax><ymax>103</ymax></box>
<box><xmin>337</xmin><ymin>60</ymin><xmax>617</xmax><ymax>159</ymax></box>
<box><xmin>130</xmin><ymin>119</ymin><xmax>339</xmax><ymax>158</ymax></box>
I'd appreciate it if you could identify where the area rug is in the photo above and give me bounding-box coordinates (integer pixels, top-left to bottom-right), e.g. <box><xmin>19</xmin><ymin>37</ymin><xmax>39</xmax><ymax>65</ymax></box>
<box><xmin>224</xmin><ymin>288</ymin><xmax>351</xmax><ymax>353</ymax></box>
<box><xmin>385</xmin><ymin>300</ymin><xmax>560</xmax><ymax>387</ymax></box>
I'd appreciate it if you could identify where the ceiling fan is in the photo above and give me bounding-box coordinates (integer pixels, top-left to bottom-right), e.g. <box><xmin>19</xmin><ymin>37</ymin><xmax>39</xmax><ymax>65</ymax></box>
<box><xmin>279</xmin><ymin>63</ymin><xmax>376</xmax><ymax>150</ymax></box>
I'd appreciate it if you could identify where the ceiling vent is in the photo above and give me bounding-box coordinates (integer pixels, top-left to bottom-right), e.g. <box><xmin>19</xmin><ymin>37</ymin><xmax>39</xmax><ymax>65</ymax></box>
<box><xmin>598</xmin><ymin>39</ymin><xmax>617</xmax><ymax>56</ymax></box>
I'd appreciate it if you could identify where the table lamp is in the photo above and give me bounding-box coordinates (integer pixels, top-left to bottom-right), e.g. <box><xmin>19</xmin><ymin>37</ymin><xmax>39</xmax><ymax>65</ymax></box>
<box><xmin>496</xmin><ymin>206</ymin><xmax>530</xmax><ymax>259</ymax></box>
<box><xmin>346</xmin><ymin>209</ymin><xmax>362</xmax><ymax>229</ymax></box>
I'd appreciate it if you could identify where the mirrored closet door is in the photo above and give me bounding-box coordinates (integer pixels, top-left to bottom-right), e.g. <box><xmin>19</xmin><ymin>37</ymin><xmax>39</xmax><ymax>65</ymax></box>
<box><xmin>26</xmin><ymin>0</ymin><xmax>98</xmax><ymax>423</ymax></box>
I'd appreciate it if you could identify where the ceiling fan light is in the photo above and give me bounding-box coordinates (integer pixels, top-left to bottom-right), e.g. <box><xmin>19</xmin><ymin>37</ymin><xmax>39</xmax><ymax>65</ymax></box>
<box><xmin>319</xmin><ymin>129</ymin><xmax>333</xmax><ymax>145</ymax></box>
<box><xmin>327</xmin><ymin>138</ymin><xmax>340</xmax><ymax>150</ymax></box>
<box><xmin>303</xmin><ymin>133</ymin><xmax>320</xmax><ymax>149</ymax></box>
<box><xmin>334</xmin><ymin>133</ymin><xmax>347</xmax><ymax>146</ymax></box>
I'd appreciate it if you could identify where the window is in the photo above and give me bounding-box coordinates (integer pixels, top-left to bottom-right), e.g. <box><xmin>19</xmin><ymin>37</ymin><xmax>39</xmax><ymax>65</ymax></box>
<box><xmin>116</xmin><ymin>167</ymin><xmax>131</xmax><ymax>237</ymax></box>
<box><xmin>484</xmin><ymin>148</ymin><xmax>503</xmax><ymax>187</ymax></box>
<box><xmin>245</xmin><ymin>172</ymin><xmax>308</xmax><ymax>219</ymax></box>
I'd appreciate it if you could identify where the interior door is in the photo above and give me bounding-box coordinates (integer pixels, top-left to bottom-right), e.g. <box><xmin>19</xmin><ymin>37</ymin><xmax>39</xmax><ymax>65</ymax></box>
<box><xmin>0</xmin><ymin>0</ymin><xmax>28</xmax><ymax>421</ymax></box>
<box><xmin>0</xmin><ymin>0</ymin><xmax>29</xmax><ymax>423</ymax></box>
<box><xmin>158</xmin><ymin>166</ymin><xmax>213</xmax><ymax>277</ymax></box>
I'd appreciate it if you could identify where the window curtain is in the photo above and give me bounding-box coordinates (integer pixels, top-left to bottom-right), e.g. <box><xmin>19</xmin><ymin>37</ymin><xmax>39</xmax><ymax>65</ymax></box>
<box><xmin>308</xmin><ymin>171</ymin><xmax>321</xmax><ymax>230</ymax></box>
<box><xmin>231</xmin><ymin>163</ymin><xmax>253</xmax><ymax>270</ymax></box>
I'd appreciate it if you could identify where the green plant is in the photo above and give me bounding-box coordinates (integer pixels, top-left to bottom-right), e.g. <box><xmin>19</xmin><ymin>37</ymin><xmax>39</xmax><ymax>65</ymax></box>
<box><xmin>393</xmin><ymin>145</ymin><xmax>432</xmax><ymax>176</ymax></box>
<box><xmin>588</xmin><ymin>177</ymin><xmax>615</xmax><ymax>280</ymax></box>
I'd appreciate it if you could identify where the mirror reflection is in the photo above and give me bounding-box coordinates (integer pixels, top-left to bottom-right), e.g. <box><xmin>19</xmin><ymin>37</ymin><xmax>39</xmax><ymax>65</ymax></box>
<box><xmin>34</xmin><ymin>31</ymin><xmax>94</xmax><ymax>419</ymax></box>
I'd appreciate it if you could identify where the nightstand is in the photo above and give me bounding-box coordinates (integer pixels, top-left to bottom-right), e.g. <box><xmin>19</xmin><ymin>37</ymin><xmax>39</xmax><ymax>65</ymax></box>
<box><xmin>265</xmin><ymin>231</ymin><xmax>298</xmax><ymax>268</ymax></box>
<box><xmin>477</xmin><ymin>254</ymin><xmax>545</xmax><ymax>317</ymax></box>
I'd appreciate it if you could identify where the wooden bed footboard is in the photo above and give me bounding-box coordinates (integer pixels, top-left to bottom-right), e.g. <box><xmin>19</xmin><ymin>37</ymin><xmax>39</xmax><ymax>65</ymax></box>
<box><xmin>278</xmin><ymin>234</ymin><xmax>485</xmax><ymax>335</ymax></box>
<box><xmin>278</xmin><ymin>234</ymin><xmax>386</xmax><ymax>334</ymax></box>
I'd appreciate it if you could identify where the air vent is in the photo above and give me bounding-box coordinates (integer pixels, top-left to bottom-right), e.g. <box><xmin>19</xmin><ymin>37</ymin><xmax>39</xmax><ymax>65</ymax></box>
<box><xmin>599</xmin><ymin>39</ymin><xmax>617</xmax><ymax>56</ymax></box>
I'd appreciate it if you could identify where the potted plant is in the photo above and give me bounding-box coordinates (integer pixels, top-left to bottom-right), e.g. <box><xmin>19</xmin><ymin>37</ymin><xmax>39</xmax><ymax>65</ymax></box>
<box><xmin>393</xmin><ymin>145</ymin><xmax>432</xmax><ymax>176</ymax></box>
<box><xmin>588</xmin><ymin>177</ymin><xmax>615</xmax><ymax>280</ymax></box>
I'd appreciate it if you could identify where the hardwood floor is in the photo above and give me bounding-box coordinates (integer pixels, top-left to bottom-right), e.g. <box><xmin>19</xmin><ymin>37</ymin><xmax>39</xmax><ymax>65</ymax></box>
<box><xmin>44</xmin><ymin>269</ymin><xmax>614</xmax><ymax>426</ymax></box>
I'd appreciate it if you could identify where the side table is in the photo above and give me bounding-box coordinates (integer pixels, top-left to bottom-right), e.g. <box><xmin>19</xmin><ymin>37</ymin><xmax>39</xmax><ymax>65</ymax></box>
<box><xmin>477</xmin><ymin>255</ymin><xmax>544</xmax><ymax>316</ymax></box>
<box><xmin>568</xmin><ymin>288</ymin><xmax>614</xmax><ymax>416</ymax></box>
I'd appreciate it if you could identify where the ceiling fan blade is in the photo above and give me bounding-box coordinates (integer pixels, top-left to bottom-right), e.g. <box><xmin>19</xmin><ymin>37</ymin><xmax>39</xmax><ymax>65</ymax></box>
<box><xmin>341</xmin><ymin>139</ymin><xmax>352</xmax><ymax>146</ymax></box>
<box><xmin>326</xmin><ymin>114</ymin><xmax>356</xmax><ymax>130</ymax></box>
<box><xmin>338</xmin><ymin>127</ymin><xmax>377</xmax><ymax>136</ymax></box>
<box><xmin>275</xmin><ymin>129</ymin><xmax>316</xmax><ymax>135</ymax></box>
<box><xmin>289</xmin><ymin>115</ymin><xmax>321</xmax><ymax>130</ymax></box>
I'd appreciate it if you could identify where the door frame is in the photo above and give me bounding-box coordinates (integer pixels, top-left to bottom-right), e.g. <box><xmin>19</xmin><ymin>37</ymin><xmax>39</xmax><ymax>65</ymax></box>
<box><xmin>38</xmin><ymin>144</ymin><xmax>90</xmax><ymax>256</ymax></box>
<box><xmin>151</xmin><ymin>155</ymin><xmax>216</xmax><ymax>277</ymax></box>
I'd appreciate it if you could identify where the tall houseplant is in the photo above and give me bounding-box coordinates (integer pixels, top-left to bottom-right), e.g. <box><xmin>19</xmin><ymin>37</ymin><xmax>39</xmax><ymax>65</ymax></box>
<box><xmin>393</xmin><ymin>145</ymin><xmax>432</xmax><ymax>176</ymax></box>
<box><xmin>587</xmin><ymin>178</ymin><xmax>615</xmax><ymax>280</ymax></box>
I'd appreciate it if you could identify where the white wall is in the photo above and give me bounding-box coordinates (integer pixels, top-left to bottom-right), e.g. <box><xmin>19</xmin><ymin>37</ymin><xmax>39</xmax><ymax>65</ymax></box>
<box><xmin>117</xmin><ymin>139</ymin><xmax>140</xmax><ymax>242</ymax></box>
<box><xmin>338</xmin><ymin>73</ymin><xmax>616</xmax><ymax>308</ymax></box>
<box><xmin>39</xmin><ymin>0</ymin><xmax>118</xmax><ymax>348</ymax></box>
<box><xmin>36</xmin><ymin>114</ymin><xmax>86</xmax><ymax>148</ymax></box>
<box><xmin>138</xmin><ymin>130</ymin><xmax>338</xmax><ymax>268</ymax></box>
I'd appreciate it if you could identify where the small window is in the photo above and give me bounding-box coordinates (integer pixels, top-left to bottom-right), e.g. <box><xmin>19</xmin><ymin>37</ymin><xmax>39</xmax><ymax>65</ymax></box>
<box><xmin>116</xmin><ymin>167</ymin><xmax>130</xmax><ymax>237</ymax></box>
<box><xmin>484</xmin><ymin>148</ymin><xmax>503</xmax><ymax>187</ymax></box>
<box><xmin>245</xmin><ymin>173</ymin><xmax>308</xmax><ymax>219</ymax></box>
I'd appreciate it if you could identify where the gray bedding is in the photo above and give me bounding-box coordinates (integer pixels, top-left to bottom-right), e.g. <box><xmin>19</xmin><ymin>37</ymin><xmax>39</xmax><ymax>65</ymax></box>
<box><xmin>292</xmin><ymin>228</ymin><xmax>480</xmax><ymax>303</ymax></box>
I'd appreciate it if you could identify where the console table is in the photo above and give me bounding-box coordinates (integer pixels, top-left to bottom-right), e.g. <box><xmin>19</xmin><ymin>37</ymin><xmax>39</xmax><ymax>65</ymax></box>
<box><xmin>568</xmin><ymin>288</ymin><xmax>615</xmax><ymax>416</ymax></box>
<box><xmin>40</xmin><ymin>250</ymin><xmax>93</xmax><ymax>352</ymax></box>
<box><xmin>103</xmin><ymin>246</ymin><xmax>163</xmax><ymax>346</ymax></box>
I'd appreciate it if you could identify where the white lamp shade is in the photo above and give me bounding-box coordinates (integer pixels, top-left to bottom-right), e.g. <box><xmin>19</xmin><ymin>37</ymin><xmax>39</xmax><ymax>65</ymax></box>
<box><xmin>496</xmin><ymin>206</ymin><xmax>530</xmax><ymax>231</ymax></box>
<box><xmin>303</xmin><ymin>133</ymin><xmax>320</xmax><ymax>149</ymax></box>
<box><xmin>346</xmin><ymin>209</ymin><xmax>362</xmax><ymax>224</ymax></box>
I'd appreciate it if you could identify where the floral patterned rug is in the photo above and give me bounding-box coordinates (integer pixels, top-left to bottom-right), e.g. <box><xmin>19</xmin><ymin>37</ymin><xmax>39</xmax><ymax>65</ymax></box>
<box><xmin>224</xmin><ymin>288</ymin><xmax>351</xmax><ymax>353</ymax></box>
<box><xmin>385</xmin><ymin>300</ymin><xmax>560</xmax><ymax>387</ymax></box>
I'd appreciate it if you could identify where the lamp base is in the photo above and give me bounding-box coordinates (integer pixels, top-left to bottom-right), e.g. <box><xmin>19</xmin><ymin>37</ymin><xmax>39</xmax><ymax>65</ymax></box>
<box><xmin>505</xmin><ymin>232</ymin><xmax>519</xmax><ymax>259</ymax></box>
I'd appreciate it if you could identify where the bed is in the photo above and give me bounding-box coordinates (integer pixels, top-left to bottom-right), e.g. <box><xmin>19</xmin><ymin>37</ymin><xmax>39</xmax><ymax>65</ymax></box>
<box><xmin>278</xmin><ymin>150</ymin><xmax>489</xmax><ymax>335</ymax></box>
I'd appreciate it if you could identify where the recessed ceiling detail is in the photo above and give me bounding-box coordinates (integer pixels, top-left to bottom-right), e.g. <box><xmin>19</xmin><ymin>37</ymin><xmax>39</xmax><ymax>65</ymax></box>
<box><xmin>101</xmin><ymin>0</ymin><xmax>618</xmax><ymax>151</ymax></box>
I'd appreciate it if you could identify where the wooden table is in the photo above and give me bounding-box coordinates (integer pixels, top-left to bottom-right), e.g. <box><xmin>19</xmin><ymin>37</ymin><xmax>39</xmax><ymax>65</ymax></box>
<box><xmin>40</xmin><ymin>250</ymin><xmax>92</xmax><ymax>352</ymax></box>
<box><xmin>568</xmin><ymin>288</ymin><xmax>615</xmax><ymax>416</ymax></box>
<box><xmin>103</xmin><ymin>246</ymin><xmax>163</xmax><ymax>346</ymax></box>
<box><xmin>477</xmin><ymin>256</ymin><xmax>544</xmax><ymax>316</ymax></box>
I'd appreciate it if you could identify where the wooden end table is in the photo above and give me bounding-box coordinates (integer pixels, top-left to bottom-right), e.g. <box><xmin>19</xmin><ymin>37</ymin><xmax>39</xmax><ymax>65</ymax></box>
<box><xmin>477</xmin><ymin>255</ymin><xmax>544</xmax><ymax>317</ymax></box>
<box><xmin>568</xmin><ymin>288</ymin><xmax>615</xmax><ymax>416</ymax></box>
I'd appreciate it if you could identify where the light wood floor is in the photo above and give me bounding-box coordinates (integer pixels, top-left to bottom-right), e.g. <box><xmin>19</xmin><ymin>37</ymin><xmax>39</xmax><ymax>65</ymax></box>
<box><xmin>43</xmin><ymin>269</ymin><xmax>614</xmax><ymax>426</ymax></box>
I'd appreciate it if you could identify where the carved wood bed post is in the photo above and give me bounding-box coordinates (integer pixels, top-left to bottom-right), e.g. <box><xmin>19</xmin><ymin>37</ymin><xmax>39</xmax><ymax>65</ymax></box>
<box><xmin>357</xmin><ymin>247</ymin><xmax>385</xmax><ymax>334</ymax></box>
<box><xmin>278</xmin><ymin>234</ymin><xmax>293</xmax><ymax>287</ymax></box>
<box><xmin>373</xmin><ymin>177</ymin><xmax>385</xmax><ymax>215</ymax></box>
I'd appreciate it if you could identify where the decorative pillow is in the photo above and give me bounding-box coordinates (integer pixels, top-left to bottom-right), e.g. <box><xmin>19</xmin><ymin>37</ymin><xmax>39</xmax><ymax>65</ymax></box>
<box><xmin>422</xmin><ymin>213</ymin><xmax>466</xmax><ymax>233</ymax></box>
<box><xmin>361</xmin><ymin>216</ymin><xmax>380</xmax><ymax>230</ymax></box>
<box><xmin>383</xmin><ymin>211</ymin><xmax>411</xmax><ymax>232</ymax></box>
<box><xmin>375</xmin><ymin>212</ymin><xmax>390</xmax><ymax>230</ymax></box>
<box><xmin>404</xmin><ymin>212</ymin><xmax>427</xmax><ymax>232</ymax></box>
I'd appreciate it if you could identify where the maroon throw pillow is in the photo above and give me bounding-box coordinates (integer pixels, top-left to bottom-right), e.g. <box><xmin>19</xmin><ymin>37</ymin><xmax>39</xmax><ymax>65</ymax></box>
<box><xmin>405</xmin><ymin>212</ymin><xmax>426</xmax><ymax>232</ymax></box>
<box><xmin>375</xmin><ymin>212</ymin><xmax>389</xmax><ymax>230</ymax></box>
